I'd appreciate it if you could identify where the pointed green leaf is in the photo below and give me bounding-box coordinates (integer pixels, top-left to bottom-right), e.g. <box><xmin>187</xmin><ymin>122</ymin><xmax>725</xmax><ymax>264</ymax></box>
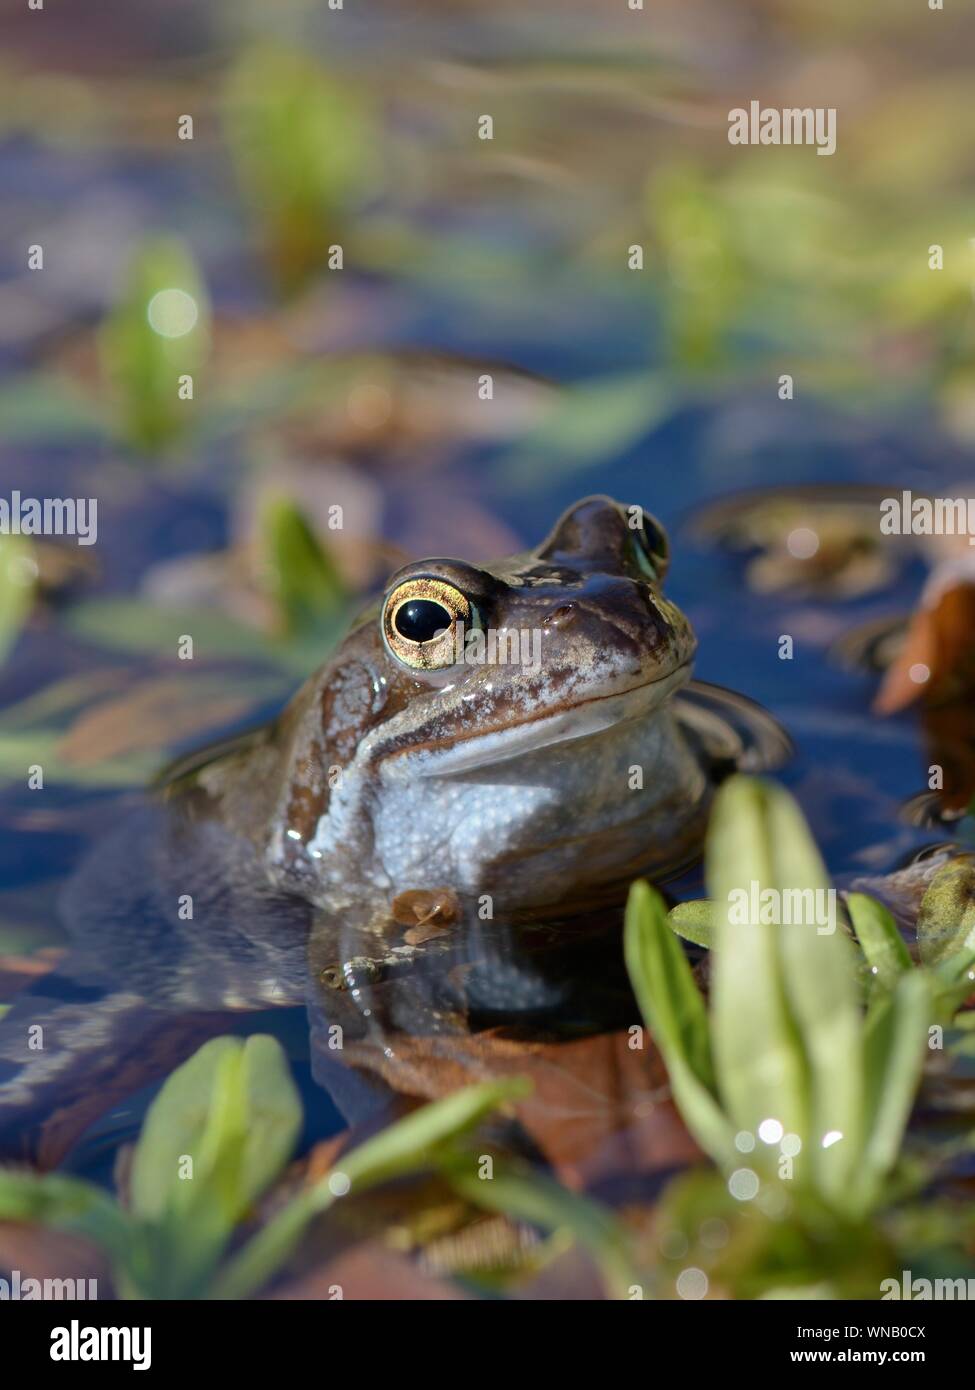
<box><xmin>0</xmin><ymin>1169</ymin><xmax>130</xmax><ymax>1259</ymax></box>
<box><xmin>338</xmin><ymin>1077</ymin><xmax>531</xmax><ymax>1194</ymax></box>
<box><xmin>443</xmin><ymin>1158</ymin><xmax>639</xmax><ymax>1300</ymax></box>
<box><xmin>855</xmin><ymin>972</ymin><xmax>930</xmax><ymax>1209</ymax></box>
<box><xmin>128</xmin><ymin>1034</ymin><xmax>301</xmax><ymax>1293</ymax></box>
<box><xmin>259</xmin><ymin>496</ymin><xmax>347</xmax><ymax>634</ymax></box>
<box><xmin>706</xmin><ymin>779</ymin><xmax>809</xmax><ymax>1146</ymax></box>
<box><xmin>929</xmin><ymin>945</ymin><xmax>975</xmax><ymax>1023</ymax></box>
<box><xmin>222</xmin><ymin>45</ymin><xmax>378</xmax><ymax>295</ymax></box>
<box><xmin>667</xmin><ymin>898</ymin><xmax>714</xmax><ymax>948</ymax></box>
<box><xmin>707</xmin><ymin>777</ymin><xmax>863</xmax><ymax>1205</ymax></box>
<box><xmin>624</xmin><ymin>880</ymin><xmax>736</xmax><ymax>1168</ymax></box>
<box><xmin>131</xmin><ymin>1035</ymin><xmax>301</xmax><ymax>1226</ymax></box>
<box><xmin>847</xmin><ymin>892</ymin><xmax>912</xmax><ymax>990</ymax></box>
<box><xmin>211</xmin><ymin>1077</ymin><xmax>528</xmax><ymax>1299</ymax></box>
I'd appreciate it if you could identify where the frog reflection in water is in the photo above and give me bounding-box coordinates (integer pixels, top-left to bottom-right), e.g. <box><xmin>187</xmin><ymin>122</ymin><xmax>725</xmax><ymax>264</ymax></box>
<box><xmin>0</xmin><ymin>498</ymin><xmax>787</xmax><ymax>1159</ymax></box>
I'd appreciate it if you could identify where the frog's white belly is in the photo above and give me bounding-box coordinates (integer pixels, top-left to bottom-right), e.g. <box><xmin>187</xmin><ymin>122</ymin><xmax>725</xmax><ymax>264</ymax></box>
<box><xmin>371</xmin><ymin>705</ymin><xmax>708</xmax><ymax>909</ymax></box>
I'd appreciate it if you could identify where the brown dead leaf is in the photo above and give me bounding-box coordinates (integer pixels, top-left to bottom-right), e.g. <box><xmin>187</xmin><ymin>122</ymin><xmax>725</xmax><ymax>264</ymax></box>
<box><xmin>56</xmin><ymin>678</ymin><xmax>254</xmax><ymax>766</ymax></box>
<box><xmin>875</xmin><ymin>581</ymin><xmax>975</xmax><ymax>714</ymax></box>
<box><xmin>341</xmin><ymin>1027</ymin><xmax>699</xmax><ymax>1192</ymax></box>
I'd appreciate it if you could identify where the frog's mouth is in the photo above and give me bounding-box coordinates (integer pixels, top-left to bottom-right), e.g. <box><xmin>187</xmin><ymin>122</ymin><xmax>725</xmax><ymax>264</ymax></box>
<box><xmin>400</xmin><ymin>661</ymin><xmax>693</xmax><ymax>778</ymax></box>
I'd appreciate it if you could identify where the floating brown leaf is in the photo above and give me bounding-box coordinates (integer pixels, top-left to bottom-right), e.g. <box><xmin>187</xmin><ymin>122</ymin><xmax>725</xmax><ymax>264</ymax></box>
<box><xmin>875</xmin><ymin>580</ymin><xmax>975</xmax><ymax>714</ymax></box>
<box><xmin>341</xmin><ymin>1027</ymin><xmax>699</xmax><ymax>1192</ymax></box>
<box><xmin>56</xmin><ymin>678</ymin><xmax>255</xmax><ymax>767</ymax></box>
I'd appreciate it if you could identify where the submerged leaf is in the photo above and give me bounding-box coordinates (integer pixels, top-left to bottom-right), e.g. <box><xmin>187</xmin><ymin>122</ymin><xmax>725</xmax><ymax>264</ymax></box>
<box><xmin>338</xmin><ymin>1078</ymin><xmax>531</xmax><ymax>1195</ymax></box>
<box><xmin>65</xmin><ymin>598</ymin><xmax>274</xmax><ymax>662</ymax></box>
<box><xmin>498</xmin><ymin>372</ymin><xmax>675</xmax><ymax>491</ymax></box>
<box><xmin>0</xmin><ymin>374</ymin><xmax>106</xmax><ymax>445</ymax></box>
<box><xmin>65</xmin><ymin>596</ymin><xmax>343</xmax><ymax>678</ymax></box>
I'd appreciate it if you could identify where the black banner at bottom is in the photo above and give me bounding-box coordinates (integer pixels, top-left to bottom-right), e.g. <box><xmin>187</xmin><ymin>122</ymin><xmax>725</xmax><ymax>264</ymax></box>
<box><xmin>0</xmin><ymin>1298</ymin><xmax>964</xmax><ymax>1374</ymax></box>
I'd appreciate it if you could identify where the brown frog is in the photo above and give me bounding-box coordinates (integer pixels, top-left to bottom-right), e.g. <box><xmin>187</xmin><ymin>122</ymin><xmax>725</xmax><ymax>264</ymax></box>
<box><xmin>0</xmin><ymin>496</ymin><xmax>788</xmax><ymax>1162</ymax></box>
<box><xmin>170</xmin><ymin>495</ymin><xmax>787</xmax><ymax>924</ymax></box>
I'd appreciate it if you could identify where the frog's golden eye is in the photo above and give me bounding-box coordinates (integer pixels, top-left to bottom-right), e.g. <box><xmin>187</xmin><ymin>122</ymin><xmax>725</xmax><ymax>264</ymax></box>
<box><xmin>382</xmin><ymin>577</ymin><xmax>477</xmax><ymax>670</ymax></box>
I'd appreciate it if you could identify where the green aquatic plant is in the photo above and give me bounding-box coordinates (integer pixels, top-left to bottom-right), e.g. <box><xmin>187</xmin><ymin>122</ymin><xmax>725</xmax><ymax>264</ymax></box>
<box><xmin>626</xmin><ymin>776</ymin><xmax>931</xmax><ymax>1218</ymax></box>
<box><xmin>627</xmin><ymin>775</ymin><xmax>975</xmax><ymax>1297</ymax></box>
<box><xmin>0</xmin><ymin>1035</ymin><xmax>530</xmax><ymax>1299</ymax></box>
<box><xmin>0</xmin><ymin>534</ymin><xmax>37</xmax><ymax>666</ymax></box>
<box><xmin>847</xmin><ymin>881</ymin><xmax>975</xmax><ymax>1026</ymax></box>
<box><xmin>57</xmin><ymin>494</ymin><xmax>351</xmax><ymax>682</ymax></box>
<box><xmin>0</xmin><ymin>1033</ymin><xmax>638</xmax><ymax>1299</ymax></box>
<box><xmin>258</xmin><ymin>495</ymin><xmax>348</xmax><ymax>637</ymax></box>
<box><xmin>222</xmin><ymin>44</ymin><xmax>379</xmax><ymax>296</ymax></box>
<box><xmin>665</xmin><ymin>836</ymin><xmax>975</xmax><ymax>1028</ymax></box>
<box><xmin>0</xmin><ymin>1035</ymin><xmax>296</xmax><ymax>1298</ymax></box>
<box><xmin>645</xmin><ymin>164</ymin><xmax>744</xmax><ymax>371</ymax></box>
<box><xmin>440</xmin><ymin>1155</ymin><xmax>638</xmax><ymax>1300</ymax></box>
<box><xmin>98</xmin><ymin>238</ymin><xmax>210</xmax><ymax>454</ymax></box>
<box><xmin>210</xmin><ymin>1071</ymin><xmax>534</xmax><ymax>1300</ymax></box>
<box><xmin>664</xmin><ymin>897</ymin><xmax>713</xmax><ymax>949</ymax></box>
<box><xmin>4</xmin><ymin>786</ymin><xmax>975</xmax><ymax>1302</ymax></box>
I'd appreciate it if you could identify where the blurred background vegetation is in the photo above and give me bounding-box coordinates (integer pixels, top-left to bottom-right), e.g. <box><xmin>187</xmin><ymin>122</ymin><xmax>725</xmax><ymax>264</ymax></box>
<box><xmin>2</xmin><ymin>0</ymin><xmax>975</xmax><ymax>1300</ymax></box>
<box><xmin>2</xmin><ymin>0</ymin><xmax>973</xmax><ymax>803</ymax></box>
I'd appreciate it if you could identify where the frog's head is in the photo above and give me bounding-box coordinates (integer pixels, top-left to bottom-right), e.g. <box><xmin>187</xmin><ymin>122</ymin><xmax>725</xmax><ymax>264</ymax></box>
<box><xmin>259</xmin><ymin>496</ymin><xmax>702</xmax><ymax>914</ymax></box>
<box><xmin>367</xmin><ymin>495</ymin><xmax>696</xmax><ymax>768</ymax></box>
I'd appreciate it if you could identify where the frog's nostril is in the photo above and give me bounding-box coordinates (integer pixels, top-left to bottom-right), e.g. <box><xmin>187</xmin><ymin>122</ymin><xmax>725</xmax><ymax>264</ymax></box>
<box><xmin>542</xmin><ymin>603</ymin><xmax>576</xmax><ymax>629</ymax></box>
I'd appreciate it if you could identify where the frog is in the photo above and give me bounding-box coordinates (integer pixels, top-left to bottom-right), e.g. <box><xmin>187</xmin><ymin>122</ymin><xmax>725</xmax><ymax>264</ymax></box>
<box><xmin>168</xmin><ymin>493</ymin><xmax>787</xmax><ymax>920</ymax></box>
<box><xmin>0</xmin><ymin>496</ymin><xmax>788</xmax><ymax>1163</ymax></box>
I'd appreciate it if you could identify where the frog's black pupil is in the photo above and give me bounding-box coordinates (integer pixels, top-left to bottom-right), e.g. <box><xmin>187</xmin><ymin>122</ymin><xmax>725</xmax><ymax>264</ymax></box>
<box><xmin>394</xmin><ymin>599</ymin><xmax>451</xmax><ymax>644</ymax></box>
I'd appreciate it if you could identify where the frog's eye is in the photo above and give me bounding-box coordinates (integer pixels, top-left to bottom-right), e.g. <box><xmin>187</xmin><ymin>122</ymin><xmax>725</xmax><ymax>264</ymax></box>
<box><xmin>631</xmin><ymin>510</ymin><xmax>670</xmax><ymax>582</ymax></box>
<box><xmin>382</xmin><ymin>577</ymin><xmax>478</xmax><ymax>670</ymax></box>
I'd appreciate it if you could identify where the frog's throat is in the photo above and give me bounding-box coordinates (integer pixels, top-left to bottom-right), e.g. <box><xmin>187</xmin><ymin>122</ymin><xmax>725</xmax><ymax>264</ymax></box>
<box><xmin>389</xmin><ymin>661</ymin><xmax>694</xmax><ymax>779</ymax></box>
